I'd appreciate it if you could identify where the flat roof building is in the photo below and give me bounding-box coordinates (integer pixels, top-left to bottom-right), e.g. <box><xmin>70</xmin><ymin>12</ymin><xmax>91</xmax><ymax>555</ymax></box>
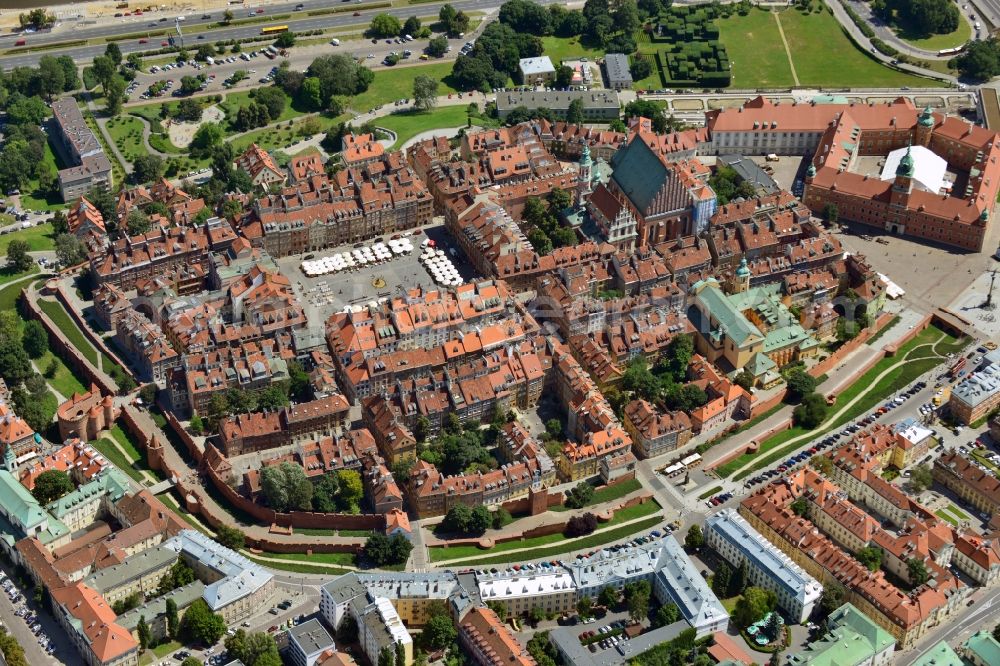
<box><xmin>50</xmin><ymin>97</ymin><xmax>113</xmax><ymax>202</ymax></box>
<box><xmin>495</xmin><ymin>90</ymin><xmax>621</xmax><ymax>122</ymax></box>
<box><xmin>288</xmin><ymin>618</ymin><xmax>336</xmax><ymax>666</ymax></box>
<box><xmin>705</xmin><ymin>508</ymin><xmax>822</xmax><ymax>624</ymax></box>
<box><xmin>603</xmin><ymin>54</ymin><xmax>633</xmax><ymax>91</ymax></box>
<box><xmin>652</xmin><ymin>536</ymin><xmax>729</xmax><ymax>637</ymax></box>
<box><xmin>519</xmin><ymin>56</ymin><xmax>556</xmax><ymax>85</ymax></box>
<box><xmin>949</xmin><ymin>363</ymin><xmax>1000</xmax><ymax>424</ymax></box>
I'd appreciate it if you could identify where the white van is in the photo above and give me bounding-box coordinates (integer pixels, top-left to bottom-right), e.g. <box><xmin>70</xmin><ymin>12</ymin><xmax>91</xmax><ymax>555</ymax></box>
<box><xmin>330</xmin><ymin>38</ymin><xmax>340</xmax><ymax>46</ymax></box>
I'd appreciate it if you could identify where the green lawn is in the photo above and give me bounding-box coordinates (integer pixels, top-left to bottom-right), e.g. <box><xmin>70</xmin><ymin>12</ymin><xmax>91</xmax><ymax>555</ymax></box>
<box><xmin>778</xmin><ymin>8</ymin><xmax>936</xmax><ymax>87</ymax></box>
<box><xmin>430</xmin><ymin>501</ymin><xmax>661</xmax><ymax>563</ymax></box>
<box><xmin>351</xmin><ymin>62</ymin><xmax>458</xmax><ymax>113</ymax></box>
<box><xmin>110</xmin><ymin>425</ymin><xmax>146</xmax><ymax>463</ymax></box>
<box><xmin>935</xmin><ymin>509</ymin><xmax>958</xmax><ymax>526</ymax></box>
<box><xmin>245</xmin><ymin>555</ymin><xmax>352</xmax><ymax>575</ymax></box>
<box><xmin>377</xmin><ymin>105</ymin><xmax>473</xmax><ymax>150</ymax></box>
<box><xmin>698</xmin><ymin>485</ymin><xmax>724</xmax><ymax>500</ymax></box>
<box><xmin>540</xmin><ymin>35</ymin><xmax>605</xmax><ymax>63</ymax></box>
<box><xmin>0</xmin><ymin>223</ymin><xmax>55</xmax><ymax>255</ymax></box>
<box><xmin>92</xmin><ymin>438</ymin><xmax>147</xmax><ymax>484</ymax></box>
<box><xmin>36</xmin><ymin>349</ymin><xmax>87</xmax><ymax>399</ymax></box>
<box><xmin>37</xmin><ymin>299</ymin><xmax>99</xmax><ymax>365</ymax></box>
<box><xmin>892</xmin><ymin>12</ymin><xmax>972</xmax><ymax>51</ymax></box>
<box><xmin>261</xmin><ymin>551</ymin><xmax>357</xmax><ymax>566</ymax></box>
<box><xmin>717</xmin><ymin>325</ymin><xmax>957</xmax><ymax>478</ymax></box>
<box><xmin>151</xmin><ymin>641</ymin><xmax>182</xmax><ymax>658</ymax></box>
<box><xmin>552</xmin><ymin>478</ymin><xmax>643</xmax><ymax>511</ymax></box>
<box><xmin>106</xmin><ymin>116</ymin><xmax>150</xmax><ymax>163</ymax></box>
<box><xmin>0</xmin><ymin>263</ymin><xmax>38</xmax><ymax>291</ymax></box>
<box><xmin>945</xmin><ymin>503</ymin><xmax>971</xmax><ymax>521</ymax></box>
<box><xmin>157</xmin><ymin>491</ymin><xmax>213</xmax><ymax>536</ymax></box>
<box><xmin>219</xmin><ymin>88</ymin><xmax>306</xmax><ymax>131</ymax></box>
<box><xmin>20</xmin><ymin>140</ymin><xmax>65</xmax><ymax>212</ymax></box>
<box><xmin>434</xmin><ymin>516</ymin><xmax>663</xmax><ymax>566</ymax></box>
<box><xmin>717</xmin><ymin>9</ymin><xmax>795</xmax><ymax>88</ymax></box>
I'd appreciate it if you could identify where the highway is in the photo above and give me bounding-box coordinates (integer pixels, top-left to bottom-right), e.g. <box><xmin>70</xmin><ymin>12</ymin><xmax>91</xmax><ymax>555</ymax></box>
<box><xmin>0</xmin><ymin>0</ymin><xmax>520</xmax><ymax>69</ymax></box>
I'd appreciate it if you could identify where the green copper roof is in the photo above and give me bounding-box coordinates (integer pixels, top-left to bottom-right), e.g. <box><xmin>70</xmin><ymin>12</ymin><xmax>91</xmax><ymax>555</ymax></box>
<box><xmin>896</xmin><ymin>145</ymin><xmax>915</xmax><ymax>178</ymax></box>
<box><xmin>46</xmin><ymin>468</ymin><xmax>131</xmax><ymax>519</ymax></box>
<box><xmin>909</xmin><ymin>641</ymin><xmax>963</xmax><ymax>666</ymax></box>
<box><xmin>981</xmin><ymin>208</ymin><xmax>989</xmax><ymax>222</ymax></box>
<box><xmin>746</xmin><ymin>352</ymin><xmax>776</xmax><ymax>376</ymax></box>
<box><xmin>691</xmin><ymin>279</ymin><xmax>763</xmax><ymax>348</ymax></box>
<box><xmin>579</xmin><ymin>144</ymin><xmax>592</xmax><ymax>167</ymax></box>
<box><xmin>919</xmin><ymin>104</ymin><xmax>935</xmax><ymax>127</ymax></box>
<box><xmin>964</xmin><ymin>631</ymin><xmax>1000</xmax><ymax>666</ymax></box>
<box><xmin>610</xmin><ymin>137</ymin><xmax>668</xmax><ymax>214</ymax></box>
<box><xmin>806</xmin><ymin>163</ymin><xmax>816</xmax><ymax>178</ymax></box>
<box><xmin>735</xmin><ymin>256</ymin><xmax>750</xmax><ymax>278</ymax></box>
<box><xmin>787</xmin><ymin>603</ymin><xmax>895</xmax><ymax>666</ymax></box>
<box><xmin>0</xmin><ymin>469</ymin><xmax>47</xmax><ymax>533</ymax></box>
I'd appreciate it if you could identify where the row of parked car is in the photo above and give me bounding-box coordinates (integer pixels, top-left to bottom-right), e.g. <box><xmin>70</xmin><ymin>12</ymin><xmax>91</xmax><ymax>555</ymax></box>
<box><xmin>706</xmin><ymin>491</ymin><xmax>733</xmax><ymax>506</ymax></box>
<box><xmin>2</xmin><ymin>572</ymin><xmax>54</xmax><ymax>656</ymax></box>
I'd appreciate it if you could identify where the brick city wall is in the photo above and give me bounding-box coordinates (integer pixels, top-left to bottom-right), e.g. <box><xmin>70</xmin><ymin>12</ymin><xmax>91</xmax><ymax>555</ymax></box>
<box><xmin>501</xmin><ymin>490</ymin><xmax>566</xmax><ymax>516</ymax></box>
<box><xmin>22</xmin><ymin>292</ymin><xmax>119</xmax><ymax>396</ymax></box>
<box><xmin>54</xmin><ymin>285</ymin><xmax>137</xmax><ymax>383</ymax></box>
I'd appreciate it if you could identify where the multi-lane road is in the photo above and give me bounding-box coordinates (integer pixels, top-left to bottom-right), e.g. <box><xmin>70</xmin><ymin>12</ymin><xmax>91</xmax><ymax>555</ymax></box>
<box><xmin>0</xmin><ymin>0</ymin><xmax>530</xmax><ymax>69</ymax></box>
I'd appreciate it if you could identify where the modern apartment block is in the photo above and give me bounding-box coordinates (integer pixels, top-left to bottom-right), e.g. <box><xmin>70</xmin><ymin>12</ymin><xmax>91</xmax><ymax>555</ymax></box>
<box><xmin>50</xmin><ymin>97</ymin><xmax>113</xmax><ymax>201</ymax></box>
<box><xmin>704</xmin><ymin>508</ymin><xmax>822</xmax><ymax>624</ymax></box>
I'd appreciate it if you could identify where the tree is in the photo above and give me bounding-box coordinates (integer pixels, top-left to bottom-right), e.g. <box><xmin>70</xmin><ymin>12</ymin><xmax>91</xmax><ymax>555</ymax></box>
<box><xmin>907</xmin><ymin>557</ymin><xmax>930</xmax><ymax>585</ymax></box>
<box><xmin>54</xmin><ymin>233</ymin><xmax>86</xmax><ymax>268</ymax></box>
<box><xmin>565</xmin><ymin>512</ymin><xmax>598</xmax><ymax>537</ymax></box>
<box><xmin>790</xmin><ymin>496</ymin><xmax>810</xmax><ymax>518</ymax></box>
<box><xmin>598</xmin><ymin>585</ymin><xmax>619</xmax><ymax>608</ymax></box>
<box><xmin>910</xmin><ymin>464</ymin><xmax>933</xmax><ymax>493</ymax></box>
<box><xmin>50</xmin><ymin>210</ymin><xmax>69</xmax><ymax>236</ymax></box>
<box><xmin>365</xmin><ymin>533</ymin><xmax>413</xmax><ymax>566</ymax></box>
<box><xmin>19</xmin><ymin>8</ymin><xmax>54</xmax><ymax>30</ymax></box>
<box><xmin>427</xmin><ymin>36</ymin><xmax>449</xmax><ymax>58</ymax></box>
<box><xmin>370</xmin><ymin>13</ymin><xmax>403</xmax><ymax>38</ymax></box>
<box><xmin>225</xmin><ymin>630</ymin><xmax>279</xmax><ymax>666</ymax></box>
<box><xmin>793</xmin><ymin>393</ymin><xmax>829</xmax><ymax>429</ymax></box>
<box><xmin>190</xmin><ymin>122</ymin><xmax>224</xmax><ymax>158</ymax></box>
<box><xmin>684</xmin><ymin>524</ymin><xmax>704</xmax><ymax>551</ymax></box>
<box><xmin>734</xmin><ymin>369</ymin><xmax>754</xmax><ymax>391</ymax></box>
<box><xmin>577</xmin><ymin>595</ymin><xmax>593</xmax><ymax>619</ymax></box>
<box><xmin>132</xmin><ymin>155</ymin><xmax>165</xmax><ymax>185</ymax></box>
<box><xmin>733</xmin><ymin>586</ymin><xmax>777</xmax><ymax>629</ymax></box>
<box><xmin>563</xmin><ymin>481</ymin><xmax>594</xmax><ymax>509</ymax></box>
<box><xmin>422</xmin><ymin>614</ymin><xmax>456</xmax><ymax>650</ymax></box>
<box><xmin>179</xmin><ymin>75</ymin><xmax>203</xmax><ymax>95</ymax></box>
<box><xmin>137</xmin><ymin>615</ymin><xmax>151</xmax><ymax>651</ymax></box>
<box><xmin>105</xmin><ymin>75</ymin><xmax>126</xmax><ymax>115</ymax></box>
<box><xmin>822</xmin><ymin>203</ymin><xmax>839</xmax><ymax>225</ymax></box>
<box><xmin>856</xmin><ymin>546</ymin><xmax>883</xmax><ymax>572</ymax></box>
<box><xmin>260</xmin><ymin>461</ymin><xmax>313</xmax><ymax>512</ymax></box>
<box><xmin>403</xmin><ymin>16</ymin><xmax>422</xmax><ymax>36</ymax></box>
<box><xmin>180</xmin><ymin>599</ymin><xmax>226</xmax><ymax>646</ymax></box>
<box><xmin>469</xmin><ymin>505</ymin><xmax>492</xmax><ymax>534</ymax></box>
<box><xmin>492</xmin><ymin>507</ymin><xmax>513</xmax><ymax>529</ymax></box>
<box><xmin>566</xmin><ymin>98</ymin><xmax>585</xmax><ymax>125</ymax></box>
<box><xmin>275</xmin><ymin>31</ymin><xmax>296</xmax><ymax>49</ymax></box>
<box><xmin>5</xmin><ymin>240</ymin><xmax>32</xmax><ymax>273</ymax></box>
<box><xmin>655</xmin><ymin>602</ymin><xmax>681</xmax><ymax>627</ymax></box>
<box><xmin>126</xmin><ymin>209</ymin><xmax>152</xmax><ymax>236</ymax></box>
<box><xmin>31</xmin><ymin>470</ymin><xmax>73</xmax><ymax>505</ymax></box>
<box><xmin>254</xmin><ymin>86</ymin><xmax>287</xmax><ymax>120</ymax></box>
<box><xmin>441</xmin><ymin>504</ymin><xmax>473</xmax><ymax>533</ymax></box>
<box><xmin>214</xmin><ymin>525</ymin><xmax>245</xmax><ymax>551</ymax></box>
<box><xmin>528</xmin><ymin>606</ymin><xmax>546</xmax><ymax>626</ymax></box>
<box><xmin>785</xmin><ymin>369</ymin><xmax>816</xmax><ymax>403</ymax></box>
<box><xmin>166</xmin><ymin>598</ymin><xmax>179</xmax><ymax>639</ymax></box>
<box><xmin>36</xmin><ymin>56</ymin><xmax>65</xmax><ymax>100</ymax></box>
<box><xmin>21</xmin><ymin>320</ymin><xmax>48</xmax><ymax>359</ymax></box>
<box><xmin>627</xmin><ymin>586</ymin><xmax>650</xmax><ymax>622</ymax></box>
<box><xmin>555</xmin><ymin>65</ymin><xmax>574</xmax><ymax>89</ymax></box>
<box><xmin>412</xmin><ymin>75</ymin><xmax>439</xmax><ymax>111</ymax></box>
<box><xmin>712</xmin><ymin>561</ymin><xmax>732</xmax><ymax>597</ymax></box>
<box><xmin>630</xmin><ymin>58</ymin><xmax>652</xmax><ymax>81</ymax></box>
<box><xmin>102</xmin><ymin>42</ymin><xmax>123</xmax><ymax>68</ymax></box>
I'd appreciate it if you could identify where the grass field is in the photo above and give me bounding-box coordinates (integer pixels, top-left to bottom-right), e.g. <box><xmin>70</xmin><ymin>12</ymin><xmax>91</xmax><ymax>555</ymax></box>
<box><xmin>540</xmin><ymin>35</ymin><xmax>604</xmax><ymax>63</ymax></box>
<box><xmin>718</xmin><ymin>9</ymin><xmax>795</xmax><ymax>88</ymax></box>
<box><xmin>430</xmin><ymin>500</ymin><xmax>661</xmax><ymax>562</ymax></box>
<box><xmin>245</xmin><ymin>555</ymin><xmax>352</xmax><ymax>576</ymax></box>
<box><xmin>892</xmin><ymin>12</ymin><xmax>973</xmax><ymax>51</ymax></box>
<box><xmin>36</xmin><ymin>349</ymin><xmax>87</xmax><ymax>399</ymax></box>
<box><xmin>20</xmin><ymin>140</ymin><xmax>64</xmax><ymax>212</ymax></box>
<box><xmin>935</xmin><ymin>509</ymin><xmax>958</xmax><ymax>525</ymax></box>
<box><xmin>219</xmin><ymin>88</ymin><xmax>307</xmax><ymax>131</ymax></box>
<box><xmin>377</xmin><ymin>105</ymin><xmax>471</xmax><ymax>149</ymax></box>
<box><xmin>0</xmin><ymin>263</ymin><xmax>38</xmax><ymax>290</ymax></box>
<box><xmin>435</xmin><ymin>516</ymin><xmax>664</xmax><ymax>566</ymax></box>
<box><xmin>778</xmin><ymin>9</ymin><xmax>936</xmax><ymax>87</ymax></box>
<box><xmin>261</xmin><ymin>551</ymin><xmax>357</xmax><ymax>566</ymax></box>
<box><xmin>944</xmin><ymin>503</ymin><xmax>971</xmax><ymax>521</ymax></box>
<box><xmin>37</xmin><ymin>299</ymin><xmax>100</xmax><ymax>366</ymax></box>
<box><xmin>717</xmin><ymin>325</ymin><xmax>959</xmax><ymax>478</ymax></box>
<box><xmin>106</xmin><ymin>116</ymin><xmax>150</xmax><ymax>163</ymax></box>
<box><xmin>351</xmin><ymin>62</ymin><xmax>459</xmax><ymax>113</ymax></box>
<box><xmin>552</xmin><ymin>478</ymin><xmax>642</xmax><ymax>512</ymax></box>
<box><xmin>92</xmin><ymin>438</ymin><xmax>147</xmax><ymax>483</ymax></box>
<box><xmin>0</xmin><ymin>223</ymin><xmax>55</xmax><ymax>255</ymax></box>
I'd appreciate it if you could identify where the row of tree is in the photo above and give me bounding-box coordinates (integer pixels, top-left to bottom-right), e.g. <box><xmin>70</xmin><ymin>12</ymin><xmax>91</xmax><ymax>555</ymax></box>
<box><xmin>259</xmin><ymin>462</ymin><xmax>364</xmax><ymax>514</ymax></box>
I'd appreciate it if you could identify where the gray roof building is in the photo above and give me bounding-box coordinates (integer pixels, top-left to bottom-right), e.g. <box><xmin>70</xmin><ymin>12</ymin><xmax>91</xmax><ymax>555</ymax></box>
<box><xmin>717</xmin><ymin>154</ymin><xmax>779</xmax><ymax>195</ymax></box>
<box><xmin>50</xmin><ymin>97</ymin><xmax>113</xmax><ymax>202</ymax></box>
<box><xmin>288</xmin><ymin>618</ymin><xmax>336</xmax><ymax>666</ymax></box>
<box><xmin>604</xmin><ymin>54</ymin><xmax>633</xmax><ymax>90</ymax></box>
<box><xmin>549</xmin><ymin>621</ymin><xmax>687</xmax><ymax>666</ymax></box>
<box><xmin>84</xmin><ymin>544</ymin><xmax>178</xmax><ymax>597</ymax></box>
<box><xmin>495</xmin><ymin>90</ymin><xmax>621</xmax><ymax>121</ymax></box>
<box><xmin>653</xmin><ymin>536</ymin><xmax>729</xmax><ymax>637</ymax></box>
<box><xmin>952</xmin><ymin>363</ymin><xmax>1000</xmax><ymax>411</ymax></box>
<box><xmin>519</xmin><ymin>56</ymin><xmax>556</xmax><ymax>83</ymax></box>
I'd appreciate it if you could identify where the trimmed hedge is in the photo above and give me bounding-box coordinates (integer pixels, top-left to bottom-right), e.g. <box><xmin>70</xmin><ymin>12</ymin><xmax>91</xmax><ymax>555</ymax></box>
<box><xmin>651</xmin><ymin>8</ymin><xmax>731</xmax><ymax>88</ymax></box>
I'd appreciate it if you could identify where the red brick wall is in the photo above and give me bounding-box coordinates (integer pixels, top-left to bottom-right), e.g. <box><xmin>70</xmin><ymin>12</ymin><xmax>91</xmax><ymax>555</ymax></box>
<box><xmin>54</xmin><ymin>286</ymin><xmax>137</xmax><ymax>383</ymax></box>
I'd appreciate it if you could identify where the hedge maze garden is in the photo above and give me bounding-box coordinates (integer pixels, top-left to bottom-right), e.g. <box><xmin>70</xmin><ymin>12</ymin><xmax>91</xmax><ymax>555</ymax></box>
<box><xmin>649</xmin><ymin>6</ymin><xmax>732</xmax><ymax>88</ymax></box>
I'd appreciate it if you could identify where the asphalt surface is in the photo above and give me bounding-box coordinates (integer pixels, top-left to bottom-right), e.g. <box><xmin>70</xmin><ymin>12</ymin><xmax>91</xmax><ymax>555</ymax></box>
<box><xmin>0</xmin><ymin>0</ymin><xmax>522</xmax><ymax>68</ymax></box>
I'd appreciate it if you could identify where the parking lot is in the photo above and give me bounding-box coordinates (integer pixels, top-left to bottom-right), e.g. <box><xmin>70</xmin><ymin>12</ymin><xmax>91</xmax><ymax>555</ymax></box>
<box><xmin>275</xmin><ymin>222</ymin><xmax>480</xmax><ymax>322</ymax></box>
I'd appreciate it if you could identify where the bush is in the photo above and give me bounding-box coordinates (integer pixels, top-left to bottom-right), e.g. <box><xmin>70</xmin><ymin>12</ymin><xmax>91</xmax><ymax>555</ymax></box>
<box><xmin>565</xmin><ymin>512</ymin><xmax>598</xmax><ymax>537</ymax></box>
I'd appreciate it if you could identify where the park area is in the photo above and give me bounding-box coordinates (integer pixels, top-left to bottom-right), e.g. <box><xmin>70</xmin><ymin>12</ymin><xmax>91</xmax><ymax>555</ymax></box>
<box><xmin>715</xmin><ymin>325</ymin><xmax>964</xmax><ymax>479</ymax></box>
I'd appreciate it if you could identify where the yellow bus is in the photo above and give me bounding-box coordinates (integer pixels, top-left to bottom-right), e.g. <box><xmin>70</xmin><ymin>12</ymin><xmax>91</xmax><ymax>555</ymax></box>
<box><xmin>261</xmin><ymin>25</ymin><xmax>289</xmax><ymax>35</ymax></box>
